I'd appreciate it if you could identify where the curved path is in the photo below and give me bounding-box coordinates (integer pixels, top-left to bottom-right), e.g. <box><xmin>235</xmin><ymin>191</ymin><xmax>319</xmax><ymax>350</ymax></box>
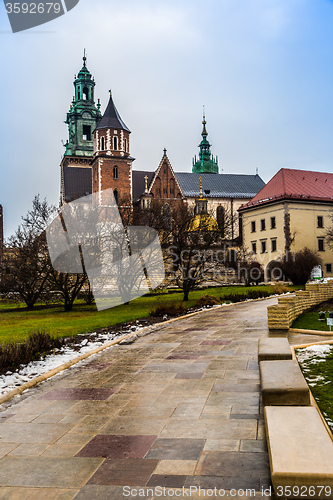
<box><xmin>0</xmin><ymin>298</ymin><xmax>281</xmax><ymax>499</ymax></box>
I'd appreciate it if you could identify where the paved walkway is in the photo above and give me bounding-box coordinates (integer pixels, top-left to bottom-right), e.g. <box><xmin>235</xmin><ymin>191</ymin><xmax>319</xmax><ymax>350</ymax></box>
<box><xmin>0</xmin><ymin>297</ymin><xmax>325</xmax><ymax>500</ymax></box>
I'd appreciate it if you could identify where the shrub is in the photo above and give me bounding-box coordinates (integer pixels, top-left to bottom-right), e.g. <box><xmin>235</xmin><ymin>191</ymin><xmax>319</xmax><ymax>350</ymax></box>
<box><xmin>220</xmin><ymin>290</ymin><xmax>271</xmax><ymax>303</ymax></box>
<box><xmin>246</xmin><ymin>290</ymin><xmax>270</xmax><ymax>299</ymax></box>
<box><xmin>194</xmin><ymin>294</ymin><xmax>220</xmax><ymax>308</ymax></box>
<box><xmin>149</xmin><ymin>302</ymin><xmax>187</xmax><ymax>317</ymax></box>
<box><xmin>282</xmin><ymin>248</ymin><xmax>322</xmax><ymax>286</ymax></box>
<box><xmin>0</xmin><ymin>331</ymin><xmax>65</xmax><ymax>375</ymax></box>
<box><xmin>271</xmin><ymin>283</ymin><xmax>290</xmax><ymax>295</ymax></box>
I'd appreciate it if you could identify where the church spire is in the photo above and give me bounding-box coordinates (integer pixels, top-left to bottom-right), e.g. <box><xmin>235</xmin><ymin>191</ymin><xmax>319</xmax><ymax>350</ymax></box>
<box><xmin>192</xmin><ymin>109</ymin><xmax>219</xmax><ymax>174</ymax></box>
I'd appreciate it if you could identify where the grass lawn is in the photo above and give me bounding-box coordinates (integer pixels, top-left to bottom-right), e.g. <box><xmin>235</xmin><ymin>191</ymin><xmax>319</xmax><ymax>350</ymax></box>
<box><xmin>291</xmin><ymin>299</ymin><xmax>333</xmax><ymax>332</ymax></box>
<box><xmin>0</xmin><ymin>284</ymin><xmax>297</xmax><ymax>344</ymax></box>
<box><xmin>296</xmin><ymin>346</ymin><xmax>333</xmax><ymax>432</ymax></box>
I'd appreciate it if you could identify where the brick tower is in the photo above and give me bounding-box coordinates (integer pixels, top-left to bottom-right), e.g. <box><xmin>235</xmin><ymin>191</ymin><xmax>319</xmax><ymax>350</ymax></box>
<box><xmin>92</xmin><ymin>92</ymin><xmax>133</xmax><ymax>207</ymax></box>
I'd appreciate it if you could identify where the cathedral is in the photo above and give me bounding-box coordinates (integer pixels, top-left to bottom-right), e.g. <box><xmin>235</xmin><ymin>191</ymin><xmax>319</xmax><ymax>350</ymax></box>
<box><xmin>60</xmin><ymin>55</ymin><xmax>265</xmax><ymax>239</ymax></box>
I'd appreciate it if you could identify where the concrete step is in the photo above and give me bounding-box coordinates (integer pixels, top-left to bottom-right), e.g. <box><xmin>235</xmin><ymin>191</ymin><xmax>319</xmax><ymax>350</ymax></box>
<box><xmin>258</xmin><ymin>337</ymin><xmax>292</xmax><ymax>361</ymax></box>
<box><xmin>260</xmin><ymin>359</ymin><xmax>310</xmax><ymax>406</ymax></box>
<box><xmin>265</xmin><ymin>406</ymin><xmax>333</xmax><ymax>499</ymax></box>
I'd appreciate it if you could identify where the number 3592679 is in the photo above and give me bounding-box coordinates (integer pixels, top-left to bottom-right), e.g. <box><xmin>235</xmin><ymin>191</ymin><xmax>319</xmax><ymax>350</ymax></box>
<box><xmin>5</xmin><ymin>3</ymin><xmax>61</xmax><ymax>14</ymax></box>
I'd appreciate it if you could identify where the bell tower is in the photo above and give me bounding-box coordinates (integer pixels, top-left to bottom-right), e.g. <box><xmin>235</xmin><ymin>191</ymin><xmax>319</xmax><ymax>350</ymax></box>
<box><xmin>192</xmin><ymin>111</ymin><xmax>219</xmax><ymax>174</ymax></box>
<box><xmin>60</xmin><ymin>51</ymin><xmax>102</xmax><ymax>204</ymax></box>
<box><xmin>92</xmin><ymin>91</ymin><xmax>134</xmax><ymax>207</ymax></box>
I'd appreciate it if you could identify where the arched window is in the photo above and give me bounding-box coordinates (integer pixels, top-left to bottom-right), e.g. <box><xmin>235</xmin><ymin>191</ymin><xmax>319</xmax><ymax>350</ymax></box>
<box><xmin>113</xmin><ymin>166</ymin><xmax>118</xmax><ymax>179</ymax></box>
<box><xmin>83</xmin><ymin>87</ymin><xmax>89</xmax><ymax>100</ymax></box>
<box><xmin>216</xmin><ymin>206</ymin><xmax>225</xmax><ymax>237</ymax></box>
<box><xmin>170</xmin><ymin>178</ymin><xmax>175</xmax><ymax>197</ymax></box>
<box><xmin>113</xmin><ymin>136</ymin><xmax>118</xmax><ymax>150</ymax></box>
<box><xmin>101</xmin><ymin>137</ymin><xmax>105</xmax><ymax>151</ymax></box>
<box><xmin>114</xmin><ymin>189</ymin><xmax>118</xmax><ymax>203</ymax></box>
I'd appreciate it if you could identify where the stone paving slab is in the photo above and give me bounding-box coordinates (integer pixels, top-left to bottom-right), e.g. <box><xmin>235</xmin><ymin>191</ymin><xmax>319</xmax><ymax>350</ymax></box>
<box><xmin>0</xmin><ymin>299</ymin><xmax>283</xmax><ymax>498</ymax></box>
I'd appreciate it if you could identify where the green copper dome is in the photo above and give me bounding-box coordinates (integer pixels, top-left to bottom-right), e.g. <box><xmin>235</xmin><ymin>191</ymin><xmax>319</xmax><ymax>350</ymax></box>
<box><xmin>64</xmin><ymin>52</ymin><xmax>102</xmax><ymax>157</ymax></box>
<box><xmin>192</xmin><ymin>114</ymin><xmax>219</xmax><ymax>174</ymax></box>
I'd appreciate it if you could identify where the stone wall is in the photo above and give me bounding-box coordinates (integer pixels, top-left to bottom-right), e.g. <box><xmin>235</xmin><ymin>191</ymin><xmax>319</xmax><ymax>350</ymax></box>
<box><xmin>267</xmin><ymin>282</ymin><xmax>333</xmax><ymax>330</ymax></box>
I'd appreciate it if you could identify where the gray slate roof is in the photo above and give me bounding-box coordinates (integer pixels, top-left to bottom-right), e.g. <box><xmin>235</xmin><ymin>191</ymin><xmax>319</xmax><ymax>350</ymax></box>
<box><xmin>175</xmin><ymin>173</ymin><xmax>265</xmax><ymax>198</ymax></box>
<box><xmin>63</xmin><ymin>166</ymin><xmax>92</xmax><ymax>202</ymax></box>
<box><xmin>132</xmin><ymin>170</ymin><xmax>155</xmax><ymax>201</ymax></box>
<box><xmin>96</xmin><ymin>96</ymin><xmax>131</xmax><ymax>132</ymax></box>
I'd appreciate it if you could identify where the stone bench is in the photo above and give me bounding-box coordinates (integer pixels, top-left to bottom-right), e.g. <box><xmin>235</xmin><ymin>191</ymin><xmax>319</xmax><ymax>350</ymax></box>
<box><xmin>265</xmin><ymin>406</ymin><xmax>333</xmax><ymax>499</ymax></box>
<box><xmin>258</xmin><ymin>337</ymin><xmax>292</xmax><ymax>362</ymax></box>
<box><xmin>260</xmin><ymin>359</ymin><xmax>310</xmax><ymax>406</ymax></box>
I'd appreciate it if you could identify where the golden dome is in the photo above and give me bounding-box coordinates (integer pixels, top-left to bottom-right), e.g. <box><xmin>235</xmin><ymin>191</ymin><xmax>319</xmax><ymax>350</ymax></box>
<box><xmin>186</xmin><ymin>213</ymin><xmax>219</xmax><ymax>232</ymax></box>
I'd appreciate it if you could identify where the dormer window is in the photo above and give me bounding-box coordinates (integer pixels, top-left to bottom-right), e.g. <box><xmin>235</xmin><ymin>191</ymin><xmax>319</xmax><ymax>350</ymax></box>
<box><xmin>113</xmin><ymin>137</ymin><xmax>118</xmax><ymax>150</ymax></box>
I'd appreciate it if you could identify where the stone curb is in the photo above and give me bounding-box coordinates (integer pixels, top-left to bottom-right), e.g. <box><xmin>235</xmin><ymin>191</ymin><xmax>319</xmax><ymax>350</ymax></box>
<box><xmin>289</xmin><ymin>327</ymin><xmax>333</xmax><ymax>336</ymax></box>
<box><xmin>0</xmin><ymin>295</ymin><xmax>277</xmax><ymax>406</ymax></box>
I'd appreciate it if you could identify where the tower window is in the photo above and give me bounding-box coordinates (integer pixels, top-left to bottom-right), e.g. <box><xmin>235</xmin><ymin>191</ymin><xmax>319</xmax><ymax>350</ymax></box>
<box><xmin>124</xmin><ymin>138</ymin><xmax>127</xmax><ymax>152</ymax></box>
<box><xmin>113</xmin><ymin>137</ymin><xmax>118</xmax><ymax>150</ymax></box>
<box><xmin>101</xmin><ymin>137</ymin><xmax>105</xmax><ymax>151</ymax></box>
<box><xmin>83</xmin><ymin>125</ymin><xmax>91</xmax><ymax>141</ymax></box>
<box><xmin>113</xmin><ymin>166</ymin><xmax>118</xmax><ymax>179</ymax></box>
<box><xmin>83</xmin><ymin>87</ymin><xmax>89</xmax><ymax>100</ymax></box>
<box><xmin>114</xmin><ymin>189</ymin><xmax>118</xmax><ymax>203</ymax></box>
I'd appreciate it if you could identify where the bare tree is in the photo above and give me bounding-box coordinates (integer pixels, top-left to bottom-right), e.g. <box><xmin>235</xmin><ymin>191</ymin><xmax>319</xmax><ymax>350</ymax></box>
<box><xmin>0</xmin><ymin>196</ymin><xmax>56</xmax><ymax>309</ymax></box>
<box><xmin>133</xmin><ymin>200</ymin><xmax>222</xmax><ymax>301</ymax></box>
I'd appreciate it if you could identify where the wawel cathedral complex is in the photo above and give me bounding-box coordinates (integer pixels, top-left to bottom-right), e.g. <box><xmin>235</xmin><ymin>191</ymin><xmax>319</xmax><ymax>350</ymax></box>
<box><xmin>60</xmin><ymin>55</ymin><xmax>265</xmax><ymax>242</ymax></box>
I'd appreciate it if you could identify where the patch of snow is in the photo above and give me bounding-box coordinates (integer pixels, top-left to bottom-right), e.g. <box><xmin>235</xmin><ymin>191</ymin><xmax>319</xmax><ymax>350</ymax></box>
<box><xmin>0</xmin><ymin>323</ymin><xmax>145</xmax><ymax>397</ymax></box>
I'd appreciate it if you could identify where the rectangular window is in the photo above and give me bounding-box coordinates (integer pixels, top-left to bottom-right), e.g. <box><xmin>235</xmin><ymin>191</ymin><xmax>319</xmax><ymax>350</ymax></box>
<box><xmin>261</xmin><ymin>240</ymin><xmax>267</xmax><ymax>253</ymax></box>
<box><xmin>260</xmin><ymin>219</ymin><xmax>266</xmax><ymax>231</ymax></box>
<box><xmin>270</xmin><ymin>217</ymin><xmax>276</xmax><ymax>229</ymax></box>
<box><xmin>251</xmin><ymin>242</ymin><xmax>257</xmax><ymax>254</ymax></box>
<box><xmin>83</xmin><ymin>125</ymin><xmax>91</xmax><ymax>141</ymax></box>
<box><xmin>271</xmin><ymin>239</ymin><xmax>277</xmax><ymax>252</ymax></box>
<box><xmin>326</xmin><ymin>264</ymin><xmax>332</xmax><ymax>273</ymax></box>
<box><xmin>318</xmin><ymin>238</ymin><xmax>325</xmax><ymax>252</ymax></box>
<box><xmin>251</xmin><ymin>221</ymin><xmax>256</xmax><ymax>233</ymax></box>
<box><xmin>317</xmin><ymin>216</ymin><xmax>324</xmax><ymax>228</ymax></box>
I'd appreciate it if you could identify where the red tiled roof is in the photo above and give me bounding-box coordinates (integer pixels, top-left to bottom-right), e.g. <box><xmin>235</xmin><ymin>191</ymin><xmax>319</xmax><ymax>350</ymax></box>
<box><xmin>239</xmin><ymin>168</ymin><xmax>333</xmax><ymax>210</ymax></box>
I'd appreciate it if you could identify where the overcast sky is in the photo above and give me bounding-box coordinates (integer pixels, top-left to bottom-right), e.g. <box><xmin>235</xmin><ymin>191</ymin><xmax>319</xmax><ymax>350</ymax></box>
<box><xmin>1</xmin><ymin>0</ymin><xmax>333</xmax><ymax>238</ymax></box>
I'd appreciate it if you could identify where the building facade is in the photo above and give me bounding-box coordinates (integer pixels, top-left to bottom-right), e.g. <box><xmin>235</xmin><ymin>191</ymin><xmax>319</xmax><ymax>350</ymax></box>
<box><xmin>239</xmin><ymin>168</ymin><xmax>333</xmax><ymax>279</ymax></box>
